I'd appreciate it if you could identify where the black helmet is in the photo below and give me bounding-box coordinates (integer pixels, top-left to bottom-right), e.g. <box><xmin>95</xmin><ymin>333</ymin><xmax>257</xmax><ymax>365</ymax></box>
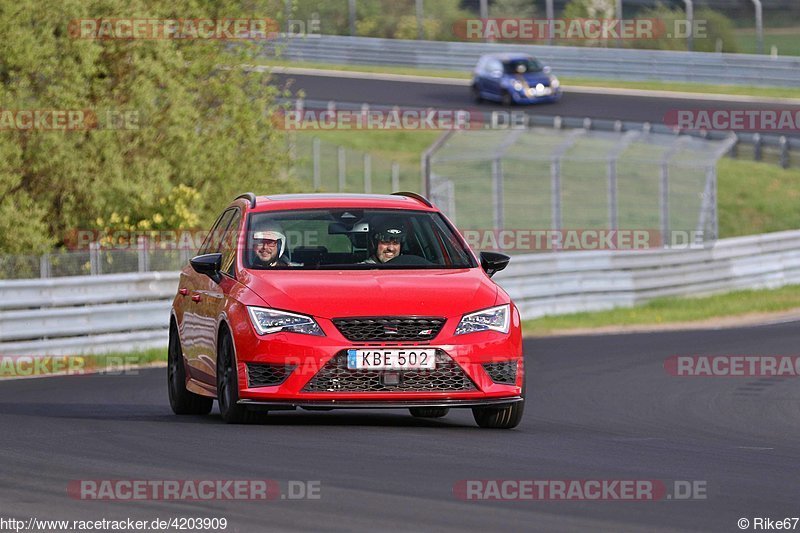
<box><xmin>371</xmin><ymin>221</ymin><xmax>405</xmax><ymax>245</ymax></box>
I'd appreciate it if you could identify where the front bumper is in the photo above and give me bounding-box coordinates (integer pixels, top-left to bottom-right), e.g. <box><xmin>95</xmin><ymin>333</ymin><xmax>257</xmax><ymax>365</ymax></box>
<box><xmin>512</xmin><ymin>88</ymin><xmax>561</xmax><ymax>104</ymax></box>
<box><xmin>232</xmin><ymin>321</ymin><xmax>524</xmax><ymax>404</ymax></box>
<box><xmin>238</xmin><ymin>397</ymin><xmax>524</xmax><ymax>410</ymax></box>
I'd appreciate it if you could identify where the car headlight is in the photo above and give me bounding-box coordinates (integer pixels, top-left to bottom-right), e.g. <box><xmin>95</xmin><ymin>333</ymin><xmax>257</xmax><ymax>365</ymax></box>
<box><xmin>454</xmin><ymin>304</ymin><xmax>510</xmax><ymax>336</ymax></box>
<box><xmin>550</xmin><ymin>76</ymin><xmax>560</xmax><ymax>89</ymax></box>
<box><xmin>512</xmin><ymin>80</ymin><xmax>523</xmax><ymax>91</ymax></box>
<box><xmin>247</xmin><ymin>306</ymin><xmax>325</xmax><ymax>336</ymax></box>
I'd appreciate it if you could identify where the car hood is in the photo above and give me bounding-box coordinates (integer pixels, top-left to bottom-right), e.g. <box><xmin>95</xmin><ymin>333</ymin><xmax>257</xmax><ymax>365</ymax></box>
<box><xmin>239</xmin><ymin>268</ymin><xmax>499</xmax><ymax>319</ymax></box>
<box><xmin>514</xmin><ymin>72</ymin><xmax>551</xmax><ymax>85</ymax></box>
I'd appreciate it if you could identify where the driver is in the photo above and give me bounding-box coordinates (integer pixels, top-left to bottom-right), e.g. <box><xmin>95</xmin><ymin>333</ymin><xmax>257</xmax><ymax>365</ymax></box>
<box><xmin>363</xmin><ymin>222</ymin><xmax>405</xmax><ymax>264</ymax></box>
<box><xmin>251</xmin><ymin>223</ymin><xmax>289</xmax><ymax>267</ymax></box>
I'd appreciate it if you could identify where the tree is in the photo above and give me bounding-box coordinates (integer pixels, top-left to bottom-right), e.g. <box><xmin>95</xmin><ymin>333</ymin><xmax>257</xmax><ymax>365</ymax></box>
<box><xmin>0</xmin><ymin>0</ymin><xmax>294</xmax><ymax>255</ymax></box>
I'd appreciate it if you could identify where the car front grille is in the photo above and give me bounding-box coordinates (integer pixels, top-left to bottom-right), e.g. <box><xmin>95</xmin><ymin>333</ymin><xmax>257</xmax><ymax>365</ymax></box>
<box><xmin>332</xmin><ymin>316</ymin><xmax>445</xmax><ymax>342</ymax></box>
<box><xmin>302</xmin><ymin>351</ymin><xmax>476</xmax><ymax>393</ymax></box>
<box><xmin>246</xmin><ymin>363</ymin><xmax>295</xmax><ymax>388</ymax></box>
<box><xmin>482</xmin><ymin>361</ymin><xmax>517</xmax><ymax>385</ymax></box>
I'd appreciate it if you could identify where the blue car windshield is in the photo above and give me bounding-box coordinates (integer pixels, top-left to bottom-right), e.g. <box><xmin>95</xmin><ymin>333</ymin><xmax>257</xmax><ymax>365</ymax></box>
<box><xmin>504</xmin><ymin>59</ymin><xmax>543</xmax><ymax>75</ymax></box>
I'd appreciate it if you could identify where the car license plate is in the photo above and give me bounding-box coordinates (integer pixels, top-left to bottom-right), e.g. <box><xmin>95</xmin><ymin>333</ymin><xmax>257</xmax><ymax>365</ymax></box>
<box><xmin>347</xmin><ymin>349</ymin><xmax>436</xmax><ymax>370</ymax></box>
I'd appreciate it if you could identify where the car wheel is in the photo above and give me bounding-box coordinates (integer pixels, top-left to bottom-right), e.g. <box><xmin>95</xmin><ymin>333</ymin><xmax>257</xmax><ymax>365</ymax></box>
<box><xmin>217</xmin><ymin>329</ymin><xmax>263</xmax><ymax>424</ymax></box>
<box><xmin>471</xmin><ymin>85</ymin><xmax>482</xmax><ymax>103</ymax></box>
<box><xmin>168</xmin><ymin>322</ymin><xmax>213</xmax><ymax>416</ymax></box>
<box><xmin>409</xmin><ymin>407</ymin><xmax>450</xmax><ymax>418</ymax></box>
<box><xmin>501</xmin><ymin>91</ymin><xmax>513</xmax><ymax>107</ymax></box>
<box><xmin>472</xmin><ymin>400</ymin><xmax>524</xmax><ymax>429</ymax></box>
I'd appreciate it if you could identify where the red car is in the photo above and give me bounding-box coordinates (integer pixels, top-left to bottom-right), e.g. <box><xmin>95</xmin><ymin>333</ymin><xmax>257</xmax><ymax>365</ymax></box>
<box><xmin>168</xmin><ymin>192</ymin><xmax>525</xmax><ymax>428</ymax></box>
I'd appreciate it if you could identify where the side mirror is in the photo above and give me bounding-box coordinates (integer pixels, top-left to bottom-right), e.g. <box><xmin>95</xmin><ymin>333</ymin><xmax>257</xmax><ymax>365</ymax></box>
<box><xmin>490</xmin><ymin>69</ymin><xmax>503</xmax><ymax>79</ymax></box>
<box><xmin>543</xmin><ymin>65</ymin><xmax>551</xmax><ymax>75</ymax></box>
<box><xmin>190</xmin><ymin>253</ymin><xmax>223</xmax><ymax>283</ymax></box>
<box><xmin>480</xmin><ymin>251</ymin><xmax>510</xmax><ymax>278</ymax></box>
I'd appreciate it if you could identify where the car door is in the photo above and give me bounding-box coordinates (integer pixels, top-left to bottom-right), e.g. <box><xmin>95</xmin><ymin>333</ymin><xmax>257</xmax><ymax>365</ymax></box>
<box><xmin>182</xmin><ymin>208</ymin><xmax>235</xmax><ymax>385</ymax></box>
<box><xmin>191</xmin><ymin>207</ymin><xmax>242</xmax><ymax>386</ymax></box>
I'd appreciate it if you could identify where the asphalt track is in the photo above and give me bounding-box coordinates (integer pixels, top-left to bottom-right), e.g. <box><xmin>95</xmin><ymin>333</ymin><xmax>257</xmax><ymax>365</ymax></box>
<box><xmin>2</xmin><ymin>321</ymin><xmax>800</xmax><ymax>532</ymax></box>
<box><xmin>273</xmin><ymin>72</ymin><xmax>800</xmax><ymax>132</ymax></box>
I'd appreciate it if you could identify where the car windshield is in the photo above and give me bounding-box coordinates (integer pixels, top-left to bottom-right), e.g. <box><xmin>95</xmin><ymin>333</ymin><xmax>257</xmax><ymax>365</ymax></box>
<box><xmin>503</xmin><ymin>58</ymin><xmax>543</xmax><ymax>74</ymax></box>
<box><xmin>244</xmin><ymin>209</ymin><xmax>477</xmax><ymax>270</ymax></box>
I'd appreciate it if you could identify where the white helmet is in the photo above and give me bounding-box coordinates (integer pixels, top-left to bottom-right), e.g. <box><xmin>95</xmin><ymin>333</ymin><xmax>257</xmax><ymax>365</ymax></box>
<box><xmin>252</xmin><ymin>222</ymin><xmax>286</xmax><ymax>262</ymax></box>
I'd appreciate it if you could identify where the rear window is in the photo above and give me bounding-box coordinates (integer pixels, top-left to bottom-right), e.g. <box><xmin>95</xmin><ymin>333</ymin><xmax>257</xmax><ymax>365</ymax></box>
<box><xmin>243</xmin><ymin>209</ymin><xmax>477</xmax><ymax>270</ymax></box>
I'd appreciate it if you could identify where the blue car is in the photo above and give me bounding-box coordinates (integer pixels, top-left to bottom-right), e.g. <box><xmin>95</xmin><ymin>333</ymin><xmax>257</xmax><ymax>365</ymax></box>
<box><xmin>471</xmin><ymin>53</ymin><xmax>561</xmax><ymax>105</ymax></box>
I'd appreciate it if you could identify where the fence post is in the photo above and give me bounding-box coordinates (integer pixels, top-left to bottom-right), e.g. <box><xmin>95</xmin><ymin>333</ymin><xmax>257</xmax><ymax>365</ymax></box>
<box><xmin>753</xmin><ymin>133</ymin><xmax>762</xmax><ymax>161</ymax></box>
<box><xmin>312</xmin><ymin>137</ymin><xmax>321</xmax><ymax>190</ymax></box>
<box><xmin>660</xmin><ymin>162</ymin><xmax>670</xmax><ymax>247</ymax></box>
<box><xmin>391</xmin><ymin>161</ymin><xmax>400</xmax><ymax>192</ymax></box>
<box><xmin>779</xmin><ymin>136</ymin><xmax>789</xmax><ymax>169</ymax></box>
<box><xmin>363</xmin><ymin>153</ymin><xmax>372</xmax><ymax>193</ymax></box>
<box><xmin>40</xmin><ymin>253</ymin><xmax>50</xmax><ymax>279</ymax></box>
<box><xmin>607</xmin><ymin>159</ymin><xmax>618</xmax><ymax>230</ymax></box>
<box><xmin>550</xmin><ymin>158</ymin><xmax>562</xmax><ymax>232</ymax></box>
<box><xmin>338</xmin><ymin>146</ymin><xmax>346</xmax><ymax>192</ymax></box>
<box><xmin>137</xmin><ymin>236</ymin><xmax>150</xmax><ymax>272</ymax></box>
<box><xmin>89</xmin><ymin>242</ymin><xmax>100</xmax><ymax>275</ymax></box>
<box><xmin>492</xmin><ymin>158</ymin><xmax>504</xmax><ymax>231</ymax></box>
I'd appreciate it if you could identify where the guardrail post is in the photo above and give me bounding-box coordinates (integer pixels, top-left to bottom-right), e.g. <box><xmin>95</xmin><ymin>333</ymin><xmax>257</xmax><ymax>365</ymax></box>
<box><xmin>312</xmin><ymin>137</ymin><xmax>321</xmax><ymax>190</ymax></box>
<box><xmin>779</xmin><ymin>136</ymin><xmax>789</xmax><ymax>169</ymax></box>
<box><xmin>415</xmin><ymin>0</ymin><xmax>424</xmax><ymax>40</ymax></box>
<box><xmin>492</xmin><ymin>158</ymin><xmax>504</xmax><ymax>231</ymax></box>
<box><xmin>753</xmin><ymin>133</ymin><xmax>762</xmax><ymax>161</ymax></box>
<box><xmin>583</xmin><ymin>117</ymin><xmax>592</xmax><ymax>130</ymax></box>
<box><xmin>363</xmin><ymin>153</ymin><xmax>372</xmax><ymax>193</ymax></box>
<box><xmin>348</xmin><ymin>0</ymin><xmax>356</xmax><ymax>36</ymax></box>
<box><xmin>338</xmin><ymin>146</ymin><xmax>346</xmax><ymax>192</ymax></box>
<box><xmin>391</xmin><ymin>161</ymin><xmax>400</xmax><ymax>192</ymax></box>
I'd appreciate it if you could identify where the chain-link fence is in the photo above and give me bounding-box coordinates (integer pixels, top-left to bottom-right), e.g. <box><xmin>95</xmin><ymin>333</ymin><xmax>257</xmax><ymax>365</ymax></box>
<box><xmin>426</xmin><ymin>127</ymin><xmax>736</xmax><ymax>252</ymax></box>
<box><xmin>289</xmin><ymin>133</ymin><xmax>420</xmax><ymax>194</ymax></box>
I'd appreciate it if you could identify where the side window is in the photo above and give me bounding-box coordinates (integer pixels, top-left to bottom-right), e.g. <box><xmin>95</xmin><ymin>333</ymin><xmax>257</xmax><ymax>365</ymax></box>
<box><xmin>198</xmin><ymin>209</ymin><xmax>235</xmax><ymax>255</ymax></box>
<box><xmin>219</xmin><ymin>210</ymin><xmax>242</xmax><ymax>277</ymax></box>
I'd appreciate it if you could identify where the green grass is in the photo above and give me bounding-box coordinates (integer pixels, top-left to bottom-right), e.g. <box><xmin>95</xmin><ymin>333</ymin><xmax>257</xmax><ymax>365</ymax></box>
<box><xmin>251</xmin><ymin>58</ymin><xmax>800</xmax><ymax>100</ymax></box>
<box><xmin>734</xmin><ymin>27</ymin><xmax>800</xmax><ymax>57</ymax></box>
<box><xmin>717</xmin><ymin>158</ymin><xmax>800</xmax><ymax>238</ymax></box>
<box><xmin>522</xmin><ymin>284</ymin><xmax>800</xmax><ymax>336</ymax></box>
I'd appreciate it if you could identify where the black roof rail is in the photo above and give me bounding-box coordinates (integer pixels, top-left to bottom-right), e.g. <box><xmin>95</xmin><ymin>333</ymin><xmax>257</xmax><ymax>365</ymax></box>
<box><xmin>391</xmin><ymin>191</ymin><xmax>433</xmax><ymax>207</ymax></box>
<box><xmin>235</xmin><ymin>192</ymin><xmax>257</xmax><ymax>208</ymax></box>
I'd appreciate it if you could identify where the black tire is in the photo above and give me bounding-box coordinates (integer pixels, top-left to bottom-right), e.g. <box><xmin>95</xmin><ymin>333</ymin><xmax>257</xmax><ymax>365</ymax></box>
<box><xmin>217</xmin><ymin>329</ymin><xmax>263</xmax><ymax>424</ymax></box>
<box><xmin>471</xmin><ymin>85</ymin><xmax>482</xmax><ymax>104</ymax></box>
<box><xmin>472</xmin><ymin>400</ymin><xmax>524</xmax><ymax>429</ymax></box>
<box><xmin>168</xmin><ymin>322</ymin><xmax>213</xmax><ymax>416</ymax></box>
<box><xmin>501</xmin><ymin>91</ymin><xmax>513</xmax><ymax>107</ymax></box>
<box><xmin>409</xmin><ymin>407</ymin><xmax>450</xmax><ymax>418</ymax></box>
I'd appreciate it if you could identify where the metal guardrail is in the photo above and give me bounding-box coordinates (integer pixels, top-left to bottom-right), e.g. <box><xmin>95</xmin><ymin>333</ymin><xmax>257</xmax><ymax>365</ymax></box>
<box><xmin>274</xmin><ymin>35</ymin><xmax>800</xmax><ymax>87</ymax></box>
<box><xmin>0</xmin><ymin>272</ymin><xmax>178</xmax><ymax>356</ymax></box>
<box><xmin>3</xmin><ymin>230</ymin><xmax>800</xmax><ymax>355</ymax></box>
<box><xmin>495</xmin><ymin>229</ymin><xmax>800</xmax><ymax>318</ymax></box>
